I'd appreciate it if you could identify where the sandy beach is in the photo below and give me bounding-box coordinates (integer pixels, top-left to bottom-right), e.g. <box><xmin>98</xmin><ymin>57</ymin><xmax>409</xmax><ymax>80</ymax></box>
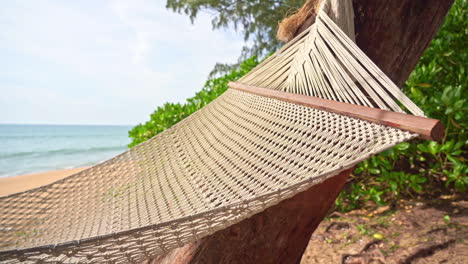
<box><xmin>0</xmin><ymin>167</ymin><xmax>88</xmax><ymax>197</ymax></box>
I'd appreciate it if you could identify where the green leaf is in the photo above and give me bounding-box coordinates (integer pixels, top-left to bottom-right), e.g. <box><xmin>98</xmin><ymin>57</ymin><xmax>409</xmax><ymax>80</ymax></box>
<box><xmin>443</xmin><ymin>215</ymin><xmax>451</xmax><ymax>224</ymax></box>
<box><xmin>441</xmin><ymin>139</ymin><xmax>455</xmax><ymax>152</ymax></box>
<box><xmin>411</xmin><ymin>87</ymin><xmax>424</xmax><ymax>98</ymax></box>
<box><xmin>454</xmin><ymin>179</ymin><xmax>467</xmax><ymax>192</ymax></box>
<box><xmin>427</xmin><ymin>141</ymin><xmax>440</xmax><ymax>155</ymax></box>
<box><xmin>396</xmin><ymin>142</ymin><xmax>410</xmax><ymax>151</ymax></box>
<box><xmin>412</xmin><ymin>184</ymin><xmax>423</xmax><ymax>192</ymax></box>
<box><xmin>454</xmin><ymin>99</ymin><xmax>465</xmax><ymax>109</ymax></box>
<box><xmin>354</xmin><ymin>166</ymin><xmax>364</xmax><ymax>174</ymax></box>
<box><xmin>447</xmin><ymin>155</ymin><xmax>463</xmax><ymax>166</ymax></box>
<box><xmin>417</xmin><ymin>144</ymin><xmax>429</xmax><ymax>153</ymax></box>
<box><xmin>415</xmin><ymin>83</ymin><xmax>432</xmax><ymax>88</ymax></box>
<box><xmin>373</xmin><ymin>233</ymin><xmax>384</xmax><ymax>240</ymax></box>
<box><xmin>379</xmin><ymin>159</ymin><xmax>392</xmax><ymax>170</ymax></box>
<box><xmin>453</xmin><ymin>141</ymin><xmax>464</xmax><ymax>150</ymax></box>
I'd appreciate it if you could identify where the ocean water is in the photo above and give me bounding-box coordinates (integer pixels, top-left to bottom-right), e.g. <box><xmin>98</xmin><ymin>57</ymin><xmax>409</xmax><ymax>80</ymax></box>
<box><xmin>0</xmin><ymin>124</ymin><xmax>132</xmax><ymax>177</ymax></box>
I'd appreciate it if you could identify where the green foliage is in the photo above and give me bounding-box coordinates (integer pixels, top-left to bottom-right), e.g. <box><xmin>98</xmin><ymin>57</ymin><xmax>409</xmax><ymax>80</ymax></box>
<box><xmin>165</xmin><ymin>0</ymin><xmax>305</xmax><ymax>58</ymax></box>
<box><xmin>132</xmin><ymin>0</ymin><xmax>466</xmax><ymax>212</ymax></box>
<box><xmin>336</xmin><ymin>0</ymin><xmax>467</xmax><ymax>212</ymax></box>
<box><xmin>128</xmin><ymin>57</ymin><xmax>260</xmax><ymax>147</ymax></box>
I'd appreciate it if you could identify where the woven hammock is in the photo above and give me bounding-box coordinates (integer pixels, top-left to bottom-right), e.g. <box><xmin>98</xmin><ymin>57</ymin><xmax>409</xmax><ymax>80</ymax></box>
<box><xmin>0</xmin><ymin>0</ymin><xmax>443</xmax><ymax>263</ymax></box>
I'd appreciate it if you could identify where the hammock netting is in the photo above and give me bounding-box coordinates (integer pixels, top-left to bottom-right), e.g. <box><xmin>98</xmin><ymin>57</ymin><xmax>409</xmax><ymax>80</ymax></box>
<box><xmin>0</xmin><ymin>0</ymin><xmax>428</xmax><ymax>263</ymax></box>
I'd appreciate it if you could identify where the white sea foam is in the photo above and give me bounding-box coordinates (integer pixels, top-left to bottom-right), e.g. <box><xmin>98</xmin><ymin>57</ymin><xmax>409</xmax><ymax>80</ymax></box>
<box><xmin>0</xmin><ymin>124</ymin><xmax>132</xmax><ymax>177</ymax></box>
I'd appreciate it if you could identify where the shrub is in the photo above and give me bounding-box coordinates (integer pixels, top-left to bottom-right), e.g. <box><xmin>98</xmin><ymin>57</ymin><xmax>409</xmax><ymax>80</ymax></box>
<box><xmin>336</xmin><ymin>0</ymin><xmax>467</xmax><ymax>211</ymax></box>
<box><xmin>129</xmin><ymin>0</ymin><xmax>466</xmax><ymax>212</ymax></box>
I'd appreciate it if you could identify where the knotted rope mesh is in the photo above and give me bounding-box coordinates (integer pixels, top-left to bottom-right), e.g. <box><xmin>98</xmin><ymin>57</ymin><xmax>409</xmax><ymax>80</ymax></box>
<box><xmin>0</xmin><ymin>0</ymin><xmax>424</xmax><ymax>262</ymax></box>
<box><xmin>238</xmin><ymin>9</ymin><xmax>424</xmax><ymax>116</ymax></box>
<box><xmin>0</xmin><ymin>89</ymin><xmax>417</xmax><ymax>263</ymax></box>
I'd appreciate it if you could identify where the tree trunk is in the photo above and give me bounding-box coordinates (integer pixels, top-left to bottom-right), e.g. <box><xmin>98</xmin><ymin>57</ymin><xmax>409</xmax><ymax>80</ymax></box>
<box><xmin>353</xmin><ymin>0</ymin><xmax>454</xmax><ymax>87</ymax></box>
<box><xmin>143</xmin><ymin>0</ymin><xmax>453</xmax><ymax>263</ymax></box>
<box><xmin>144</xmin><ymin>169</ymin><xmax>352</xmax><ymax>264</ymax></box>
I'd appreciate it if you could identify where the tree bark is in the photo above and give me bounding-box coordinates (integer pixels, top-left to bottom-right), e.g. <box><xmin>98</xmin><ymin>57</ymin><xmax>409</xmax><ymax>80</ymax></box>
<box><xmin>143</xmin><ymin>0</ymin><xmax>453</xmax><ymax>263</ymax></box>
<box><xmin>353</xmin><ymin>0</ymin><xmax>454</xmax><ymax>87</ymax></box>
<box><xmin>144</xmin><ymin>169</ymin><xmax>352</xmax><ymax>264</ymax></box>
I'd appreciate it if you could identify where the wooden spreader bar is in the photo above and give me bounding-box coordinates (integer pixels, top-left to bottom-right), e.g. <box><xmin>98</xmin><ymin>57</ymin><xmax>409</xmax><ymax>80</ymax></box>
<box><xmin>228</xmin><ymin>82</ymin><xmax>444</xmax><ymax>142</ymax></box>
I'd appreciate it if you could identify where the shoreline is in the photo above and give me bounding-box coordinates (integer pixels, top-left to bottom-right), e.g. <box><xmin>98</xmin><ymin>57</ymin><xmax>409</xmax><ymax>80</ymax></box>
<box><xmin>0</xmin><ymin>167</ymin><xmax>89</xmax><ymax>197</ymax></box>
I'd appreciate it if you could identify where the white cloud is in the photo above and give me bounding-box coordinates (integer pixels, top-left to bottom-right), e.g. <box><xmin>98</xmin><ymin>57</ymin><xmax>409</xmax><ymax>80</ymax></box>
<box><xmin>0</xmin><ymin>0</ymin><xmax>245</xmax><ymax>125</ymax></box>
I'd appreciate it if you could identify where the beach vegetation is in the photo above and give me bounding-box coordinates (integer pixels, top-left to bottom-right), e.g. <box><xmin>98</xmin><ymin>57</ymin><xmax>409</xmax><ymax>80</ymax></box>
<box><xmin>336</xmin><ymin>0</ymin><xmax>467</xmax><ymax>211</ymax></box>
<box><xmin>129</xmin><ymin>0</ymin><xmax>466</xmax><ymax>212</ymax></box>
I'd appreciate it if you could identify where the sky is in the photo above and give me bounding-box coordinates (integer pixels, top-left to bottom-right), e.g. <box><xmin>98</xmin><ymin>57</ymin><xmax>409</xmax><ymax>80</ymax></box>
<box><xmin>0</xmin><ymin>0</ymin><xmax>245</xmax><ymax>126</ymax></box>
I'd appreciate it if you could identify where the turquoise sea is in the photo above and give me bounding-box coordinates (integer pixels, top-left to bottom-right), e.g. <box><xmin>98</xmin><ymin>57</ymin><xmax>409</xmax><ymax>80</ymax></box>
<box><xmin>0</xmin><ymin>124</ymin><xmax>132</xmax><ymax>177</ymax></box>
